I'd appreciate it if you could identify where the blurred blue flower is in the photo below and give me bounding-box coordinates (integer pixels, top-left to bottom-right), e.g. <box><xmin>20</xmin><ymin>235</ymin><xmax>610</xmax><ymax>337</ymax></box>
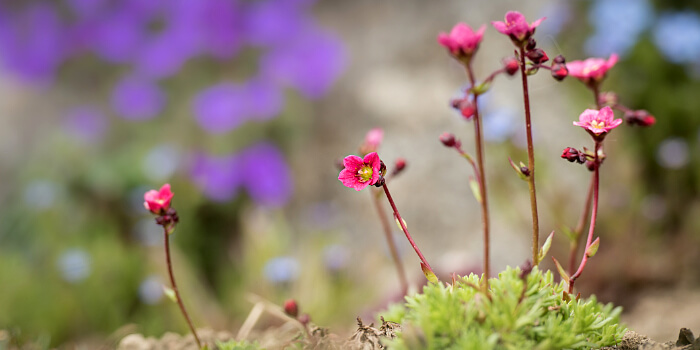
<box><xmin>190</xmin><ymin>152</ymin><xmax>243</xmax><ymax>202</ymax></box>
<box><xmin>263</xmin><ymin>256</ymin><xmax>299</xmax><ymax>284</ymax></box>
<box><xmin>138</xmin><ymin>275</ymin><xmax>164</xmax><ymax>304</ymax></box>
<box><xmin>243</xmin><ymin>0</ymin><xmax>308</xmax><ymax>47</ymax></box>
<box><xmin>586</xmin><ymin>0</ymin><xmax>653</xmax><ymax>57</ymax></box>
<box><xmin>91</xmin><ymin>11</ymin><xmax>145</xmax><ymax>64</ymax></box>
<box><xmin>57</xmin><ymin>249</ymin><xmax>91</xmax><ymax>283</ymax></box>
<box><xmin>134</xmin><ymin>218</ymin><xmax>163</xmax><ymax>247</ymax></box>
<box><xmin>62</xmin><ymin>106</ymin><xmax>109</xmax><ymax>143</ymax></box>
<box><xmin>23</xmin><ymin>180</ymin><xmax>61</xmax><ymax>211</ymax></box>
<box><xmin>239</xmin><ymin>142</ymin><xmax>293</xmax><ymax>208</ymax></box>
<box><xmin>657</xmin><ymin>137</ymin><xmax>689</xmax><ymax>169</ymax></box>
<box><xmin>482</xmin><ymin>108</ymin><xmax>518</xmax><ymax>143</ymax></box>
<box><xmin>111</xmin><ymin>76</ymin><xmax>166</xmax><ymax>120</ymax></box>
<box><xmin>653</xmin><ymin>12</ymin><xmax>700</xmax><ymax>64</ymax></box>
<box><xmin>323</xmin><ymin>244</ymin><xmax>349</xmax><ymax>272</ymax></box>
<box><xmin>193</xmin><ymin>83</ymin><xmax>250</xmax><ymax>133</ymax></box>
<box><xmin>537</xmin><ymin>1</ymin><xmax>572</xmax><ymax>38</ymax></box>
<box><xmin>142</xmin><ymin>144</ymin><xmax>181</xmax><ymax>181</ymax></box>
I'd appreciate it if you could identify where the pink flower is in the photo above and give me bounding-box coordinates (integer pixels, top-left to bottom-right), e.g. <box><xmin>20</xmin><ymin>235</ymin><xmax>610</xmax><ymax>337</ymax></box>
<box><xmin>338</xmin><ymin>152</ymin><xmax>381</xmax><ymax>191</ymax></box>
<box><xmin>360</xmin><ymin>128</ymin><xmax>384</xmax><ymax>155</ymax></box>
<box><xmin>437</xmin><ymin>23</ymin><xmax>486</xmax><ymax>58</ymax></box>
<box><xmin>566</xmin><ymin>54</ymin><xmax>619</xmax><ymax>83</ymax></box>
<box><xmin>144</xmin><ymin>184</ymin><xmax>174</xmax><ymax>214</ymax></box>
<box><xmin>492</xmin><ymin>11</ymin><xmax>545</xmax><ymax>43</ymax></box>
<box><xmin>573</xmin><ymin>107</ymin><xmax>622</xmax><ymax>136</ymax></box>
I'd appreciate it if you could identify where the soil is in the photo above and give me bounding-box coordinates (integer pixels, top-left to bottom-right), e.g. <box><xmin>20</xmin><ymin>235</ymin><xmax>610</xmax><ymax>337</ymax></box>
<box><xmin>116</xmin><ymin>326</ymin><xmax>700</xmax><ymax>350</ymax></box>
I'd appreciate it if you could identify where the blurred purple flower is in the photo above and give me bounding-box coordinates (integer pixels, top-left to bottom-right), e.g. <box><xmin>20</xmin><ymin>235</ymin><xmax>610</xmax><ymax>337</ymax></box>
<box><xmin>193</xmin><ymin>83</ymin><xmax>249</xmax><ymax>133</ymax></box>
<box><xmin>111</xmin><ymin>76</ymin><xmax>166</xmax><ymax>120</ymax></box>
<box><xmin>243</xmin><ymin>0</ymin><xmax>308</xmax><ymax>47</ymax></box>
<box><xmin>193</xmin><ymin>80</ymin><xmax>283</xmax><ymax>132</ymax></box>
<box><xmin>240</xmin><ymin>142</ymin><xmax>292</xmax><ymax>207</ymax></box>
<box><xmin>66</xmin><ymin>0</ymin><xmax>110</xmax><ymax>18</ymax></box>
<box><xmin>0</xmin><ymin>3</ymin><xmax>67</xmax><ymax>83</ymax></box>
<box><xmin>190</xmin><ymin>152</ymin><xmax>243</xmax><ymax>202</ymax></box>
<box><xmin>90</xmin><ymin>12</ymin><xmax>145</xmax><ymax>63</ymax></box>
<box><xmin>199</xmin><ymin>0</ymin><xmax>243</xmax><ymax>60</ymax></box>
<box><xmin>134</xmin><ymin>32</ymin><xmax>192</xmax><ymax>79</ymax></box>
<box><xmin>62</xmin><ymin>106</ymin><xmax>109</xmax><ymax>143</ymax></box>
<box><xmin>260</xmin><ymin>28</ymin><xmax>346</xmax><ymax>98</ymax></box>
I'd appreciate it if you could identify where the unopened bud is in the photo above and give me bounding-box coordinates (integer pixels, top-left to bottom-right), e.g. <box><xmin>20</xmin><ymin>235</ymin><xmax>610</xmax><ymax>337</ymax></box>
<box><xmin>561</xmin><ymin>147</ymin><xmax>580</xmax><ymax>163</ymax></box>
<box><xmin>526</xmin><ymin>38</ymin><xmax>537</xmax><ymax>51</ymax></box>
<box><xmin>503</xmin><ymin>57</ymin><xmax>519</xmax><ymax>75</ymax></box>
<box><xmin>393</xmin><ymin>157</ymin><xmax>407</xmax><ymax>176</ymax></box>
<box><xmin>519</xmin><ymin>260</ymin><xmax>533</xmax><ymax>280</ymax></box>
<box><xmin>452</xmin><ymin>97</ymin><xmax>476</xmax><ymax>120</ymax></box>
<box><xmin>598</xmin><ymin>91</ymin><xmax>618</xmax><ymax>107</ymax></box>
<box><xmin>585</xmin><ymin>160</ymin><xmax>596</xmax><ymax>171</ymax></box>
<box><xmin>625</xmin><ymin>110</ymin><xmax>656</xmax><ymax>127</ymax></box>
<box><xmin>284</xmin><ymin>299</ymin><xmax>299</xmax><ymax>318</ymax></box>
<box><xmin>298</xmin><ymin>313</ymin><xmax>310</xmax><ymax>326</ymax></box>
<box><xmin>551</xmin><ymin>63</ymin><xmax>568</xmax><ymax>81</ymax></box>
<box><xmin>520</xmin><ymin>166</ymin><xmax>530</xmax><ymax>177</ymax></box>
<box><xmin>439</xmin><ymin>132</ymin><xmax>457</xmax><ymax>147</ymax></box>
<box><xmin>553</xmin><ymin>54</ymin><xmax>566</xmax><ymax>65</ymax></box>
<box><xmin>526</xmin><ymin>48</ymin><xmax>549</xmax><ymax>64</ymax></box>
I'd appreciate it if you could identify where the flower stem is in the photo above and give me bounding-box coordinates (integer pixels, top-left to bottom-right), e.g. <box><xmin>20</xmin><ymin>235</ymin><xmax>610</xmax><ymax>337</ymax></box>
<box><xmin>381</xmin><ymin>183</ymin><xmax>435</xmax><ymax>276</ymax></box>
<box><xmin>371</xmin><ymin>189</ymin><xmax>409</xmax><ymax>295</ymax></box>
<box><xmin>466</xmin><ymin>61</ymin><xmax>491</xmax><ymax>282</ymax></box>
<box><xmin>568</xmin><ymin>174</ymin><xmax>594</xmax><ymax>275</ymax></box>
<box><xmin>568</xmin><ymin>140</ymin><xmax>601</xmax><ymax>293</ymax></box>
<box><xmin>163</xmin><ymin>228</ymin><xmax>202</xmax><ymax>349</ymax></box>
<box><xmin>518</xmin><ymin>47</ymin><xmax>540</xmax><ymax>265</ymax></box>
<box><xmin>568</xmin><ymin>85</ymin><xmax>602</xmax><ymax>275</ymax></box>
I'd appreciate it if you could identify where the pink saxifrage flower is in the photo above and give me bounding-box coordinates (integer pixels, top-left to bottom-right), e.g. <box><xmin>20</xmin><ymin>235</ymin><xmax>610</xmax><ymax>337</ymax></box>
<box><xmin>144</xmin><ymin>183</ymin><xmax>174</xmax><ymax>214</ymax></box>
<box><xmin>360</xmin><ymin>128</ymin><xmax>384</xmax><ymax>155</ymax></box>
<box><xmin>338</xmin><ymin>152</ymin><xmax>381</xmax><ymax>191</ymax></box>
<box><xmin>492</xmin><ymin>11</ymin><xmax>545</xmax><ymax>43</ymax></box>
<box><xmin>573</xmin><ymin>106</ymin><xmax>622</xmax><ymax>136</ymax></box>
<box><xmin>566</xmin><ymin>54</ymin><xmax>619</xmax><ymax>83</ymax></box>
<box><xmin>437</xmin><ymin>23</ymin><xmax>486</xmax><ymax>58</ymax></box>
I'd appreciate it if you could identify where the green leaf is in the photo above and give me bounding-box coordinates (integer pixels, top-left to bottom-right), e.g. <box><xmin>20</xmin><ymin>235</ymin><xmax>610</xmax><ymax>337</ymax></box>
<box><xmin>508</xmin><ymin>157</ymin><xmax>528</xmax><ymax>180</ymax></box>
<box><xmin>586</xmin><ymin>237</ymin><xmax>600</xmax><ymax>258</ymax></box>
<box><xmin>421</xmin><ymin>262</ymin><xmax>439</xmax><ymax>284</ymax></box>
<box><xmin>552</xmin><ymin>257</ymin><xmax>569</xmax><ymax>283</ymax></box>
<box><xmin>538</xmin><ymin>231</ymin><xmax>555</xmax><ymax>262</ymax></box>
<box><xmin>560</xmin><ymin>226</ymin><xmax>576</xmax><ymax>242</ymax></box>
<box><xmin>469</xmin><ymin>177</ymin><xmax>482</xmax><ymax>203</ymax></box>
<box><xmin>162</xmin><ymin>285</ymin><xmax>177</xmax><ymax>303</ymax></box>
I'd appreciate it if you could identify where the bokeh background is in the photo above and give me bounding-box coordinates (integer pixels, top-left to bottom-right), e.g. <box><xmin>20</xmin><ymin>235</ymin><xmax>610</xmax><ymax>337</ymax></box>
<box><xmin>1</xmin><ymin>0</ymin><xmax>699</xmax><ymax>347</ymax></box>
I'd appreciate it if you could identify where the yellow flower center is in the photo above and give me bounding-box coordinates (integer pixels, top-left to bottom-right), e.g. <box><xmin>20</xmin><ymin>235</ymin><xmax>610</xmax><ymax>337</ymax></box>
<box><xmin>357</xmin><ymin>165</ymin><xmax>374</xmax><ymax>183</ymax></box>
<box><xmin>582</xmin><ymin>63</ymin><xmax>601</xmax><ymax>76</ymax></box>
<box><xmin>590</xmin><ymin>120</ymin><xmax>606</xmax><ymax>130</ymax></box>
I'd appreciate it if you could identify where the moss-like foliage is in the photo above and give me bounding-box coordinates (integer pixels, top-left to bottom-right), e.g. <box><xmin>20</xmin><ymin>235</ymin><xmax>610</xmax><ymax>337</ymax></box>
<box><xmin>214</xmin><ymin>339</ymin><xmax>263</xmax><ymax>350</ymax></box>
<box><xmin>380</xmin><ymin>267</ymin><xmax>625</xmax><ymax>350</ymax></box>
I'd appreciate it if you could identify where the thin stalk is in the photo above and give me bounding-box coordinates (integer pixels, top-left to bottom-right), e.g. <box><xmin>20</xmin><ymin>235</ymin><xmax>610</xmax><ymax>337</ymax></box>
<box><xmin>466</xmin><ymin>61</ymin><xmax>490</xmax><ymax>282</ymax></box>
<box><xmin>568</xmin><ymin>174</ymin><xmax>595</xmax><ymax>275</ymax></box>
<box><xmin>568</xmin><ymin>141</ymin><xmax>601</xmax><ymax>293</ymax></box>
<box><xmin>518</xmin><ymin>47</ymin><xmax>541</xmax><ymax>265</ymax></box>
<box><xmin>568</xmin><ymin>85</ymin><xmax>602</xmax><ymax>275</ymax></box>
<box><xmin>164</xmin><ymin>229</ymin><xmax>202</xmax><ymax>349</ymax></box>
<box><xmin>381</xmin><ymin>183</ymin><xmax>435</xmax><ymax>276</ymax></box>
<box><xmin>371</xmin><ymin>189</ymin><xmax>409</xmax><ymax>295</ymax></box>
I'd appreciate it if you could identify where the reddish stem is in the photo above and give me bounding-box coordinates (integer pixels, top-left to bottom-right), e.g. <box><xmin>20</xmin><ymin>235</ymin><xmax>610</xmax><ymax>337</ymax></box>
<box><xmin>568</xmin><ymin>85</ymin><xmax>602</xmax><ymax>275</ymax></box>
<box><xmin>164</xmin><ymin>228</ymin><xmax>202</xmax><ymax>349</ymax></box>
<box><xmin>568</xmin><ymin>140</ymin><xmax>601</xmax><ymax>293</ymax></box>
<box><xmin>381</xmin><ymin>183</ymin><xmax>435</xmax><ymax>276</ymax></box>
<box><xmin>371</xmin><ymin>189</ymin><xmax>409</xmax><ymax>295</ymax></box>
<box><xmin>466</xmin><ymin>61</ymin><xmax>491</xmax><ymax>282</ymax></box>
<box><xmin>519</xmin><ymin>47</ymin><xmax>541</xmax><ymax>265</ymax></box>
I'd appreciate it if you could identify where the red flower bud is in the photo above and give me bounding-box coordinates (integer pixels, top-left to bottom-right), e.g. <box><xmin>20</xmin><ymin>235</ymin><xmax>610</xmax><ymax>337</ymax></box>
<box><xmin>393</xmin><ymin>157</ymin><xmax>407</xmax><ymax>175</ymax></box>
<box><xmin>553</xmin><ymin>54</ymin><xmax>566</xmax><ymax>64</ymax></box>
<box><xmin>503</xmin><ymin>57</ymin><xmax>519</xmax><ymax>75</ymax></box>
<box><xmin>526</xmin><ymin>38</ymin><xmax>537</xmax><ymax>51</ymax></box>
<box><xmin>526</xmin><ymin>48</ymin><xmax>549</xmax><ymax>64</ymax></box>
<box><xmin>284</xmin><ymin>299</ymin><xmax>299</xmax><ymax>318</ymax></box>
<box><xmin>561</xmin><ymin>147</ymin><xmax>586</xmax><ymax>164</ymax></box>
<box><xmin>625</xmin><ymin>110</ymin><xmax>656</xmax><ymax>127</ymax></box>
<box><xmin>298</xmin><ymin>313</ymin><xmax>310</xmax><ymax>326</ymax></box>
<box><xmin>551</xmin><ymin>63</ymin><xmax>568</xmax><ymax>81</ymax></box>
<box><xmin>439</xmin><ymin>132</ymin><xmax>457</xmax><ymax>147</ymax></box>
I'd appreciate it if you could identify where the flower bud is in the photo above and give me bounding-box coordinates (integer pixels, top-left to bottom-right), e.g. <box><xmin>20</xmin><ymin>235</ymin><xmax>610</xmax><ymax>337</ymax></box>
<box><xmin>551</xmin><ymin>62</ymin><xmax>568</xmax><ymax>81</ymax></box>
<box><xmin>519</xmin><ymin>260</ymin><xmax>533</xmax><ymax>280</ymax></box>
<box><xmin>520</xmin><ymin>166</ymin><xmax>530</xmax><ymax>177</ymax></box>
<box><xmin>625</xmin><ymin>110</ymin><xmax>656</xmax><ymax>127</ymax></box>
<box><xmin>526</xmin><ymin>48</ymin><xmax>549</xmax><ymax>64</ymax></box>
<box><xmin>393</xmin><ymin>157</ymin><xmax>407</xmax><ymax>176</ymax></box>
<box><xmin>561</xmin><ymin>147</ymin><xmax>584</xmax><ymax>163</ymax></box>
<box><xmin>439</xmin><ymin>132</ymin><xmax>457</xmax><ymax>147</ymax></box>
<box><xmin>503</xmin><ymin>56</ymin><xmax>519</xmax><ymax>75</ymax></box>
<box><xmin>298</xmin><ymin>313</ymin><xmax>310</xmax><ymax>326</ymax></box>
<box><xmin>526</xmin><ymin>38</ymin><xmax>537</xmax><ymax>51</ymax></box>
<box><xmin>284</xmin><ymin>299</ymin><xmax>299</xmax><ymax>318</ymax></box>
<box><xmin>598</xmin><ymin>91</ymin><xmax>618</xmax><ymax>107</ymax></box>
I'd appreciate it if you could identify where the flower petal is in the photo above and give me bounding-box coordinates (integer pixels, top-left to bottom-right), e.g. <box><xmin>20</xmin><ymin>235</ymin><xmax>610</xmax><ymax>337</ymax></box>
<box><xmin>363</xmin><ymin>152</ymin><xmax>380</xmax><ymax>170</ymax></box>
<box><xmin>491</xmin><ymin>21</ymin><xmax>508</xmax><ymax>34</ymax></box>
<box><xmin>505</xmin><ymin>11</ymin><xmax>525</xmax><ymax>25</ymax></box>
<box><xmin>342</xmin><ymin>155</ymin><xmax>363</xmax><ymax>171</ymax></box>
<box><xmin>598</xmin><ymin>106</ymin><xmax>615</xmax><ymax>123</ymax></box>
<box><xmin>578</xmin><ymin>109</ymin><xmax>600</xmax><ymax>123</ymax></box>
<box><xmin>530</xmin><ymin>17</ymin><xmax>546</xmax><ymax>29</ymax></box>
